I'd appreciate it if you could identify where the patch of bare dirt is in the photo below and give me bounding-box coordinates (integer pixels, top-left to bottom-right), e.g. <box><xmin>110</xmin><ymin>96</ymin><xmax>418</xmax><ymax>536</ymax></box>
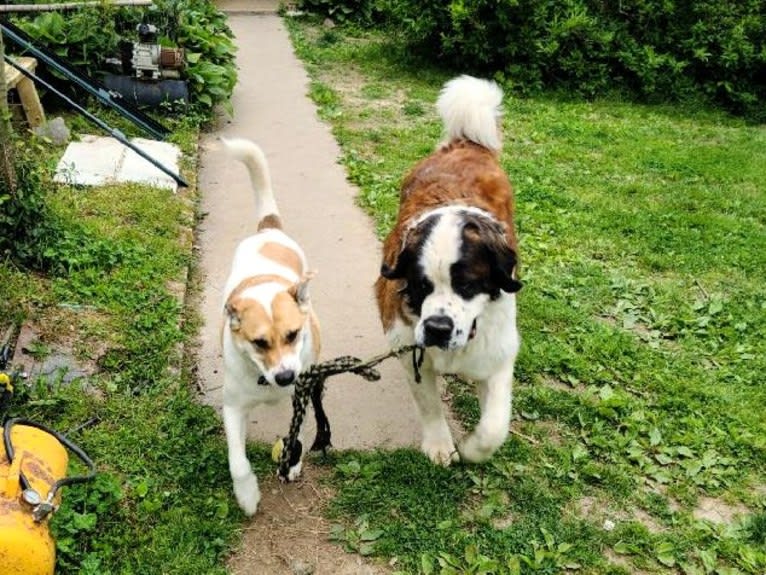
<box><xmin>526</xmin><ymin>419</ymin><xmax>566</xmax><ymax>446</ymax></box>
<box><xmin>571</xmin><ymin>495</ymin><xmax>614</xmax><ymax>530</ymax></box>
<box><xmin>11</xmin><ymin>321</ymin><xmax>107</xmax><ymax>385</ymax></box>
<box><xmin>319</xmin><ymin>66</ymin><xmax>437</xmax><ymax>138</ymax></box>
<box><xmin>491</xmin><ymin>511</ymin><xmax>516</xmax><ymax>530</ymax></box>
<box><xmin>571</xmin><ymin>495</ymin><xmax>666</xmax><ymax>534</ymax></box>
<box><xmin>603</xmin><ymin>549</ymin><xmax>650</xmax><ymax>575</ymax></box>
<box><xmin>632</xmin><ymin>508</ymin><xmax>665</xmax><ymax>533</ymax></box>
<box><xmin>537</xmin><ymin>374</ymin><xmax>586</xmax><ymax>394</ymax></box>
<box><xmin>227</xmin><ymin>465</ymin><xmax>391</xmax><ymax>575</ymax></box>
<box><xmin>693</xmin><ymin>496</ymin><xmax>749</xmax><ymax>524</ymax></box>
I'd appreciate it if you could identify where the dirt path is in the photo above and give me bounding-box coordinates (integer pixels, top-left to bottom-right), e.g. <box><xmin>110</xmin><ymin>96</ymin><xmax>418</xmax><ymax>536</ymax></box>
<box><xmin>195</xmin><ymin>11</ymin><xmax>420</xmax><ymax>574</ymax></box>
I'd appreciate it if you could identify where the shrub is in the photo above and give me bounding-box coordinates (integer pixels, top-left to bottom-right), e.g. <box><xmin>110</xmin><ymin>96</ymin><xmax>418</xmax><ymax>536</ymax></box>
<box><xmin>0</xmin><ymin>138</ymin><xmax>56</xmax><ymax>269</ymax></box>
<box><xmin>359</xmin><ymin>0</ymin><xmax>765</xmax><ymax>118</ymax></box>
<box><xmin>296</xmin><ymin>0</ymin><xmax>391</xmax><ymax>26</ymax></box>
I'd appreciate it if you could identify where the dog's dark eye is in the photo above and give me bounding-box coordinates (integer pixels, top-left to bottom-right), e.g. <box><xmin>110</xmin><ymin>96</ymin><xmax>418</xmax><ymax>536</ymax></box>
<box><xmin>252</xmin><ymin>338</ymin><xmax>269</xmax><ymax>350</ymax></box>
<box><xmin>284</xmin><ymin>330</ymin><xmax>299</xmax><ymax>344</ymax></box>
<box><xmin>455</xmin><ymin>279</ymin><xmax>481</xmax><ymax>299</ymax></box>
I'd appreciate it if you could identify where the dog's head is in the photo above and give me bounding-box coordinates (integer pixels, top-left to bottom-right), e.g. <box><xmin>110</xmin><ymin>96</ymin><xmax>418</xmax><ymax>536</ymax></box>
<box><xmin>225</xmin><ymin>275</ymin><xmax>314</xmax><ymax>387</ymax></box>
<box><xmin>381</xmin><ymin>208</ymin><xmax>521</xmax><ymax>350</ymax></box>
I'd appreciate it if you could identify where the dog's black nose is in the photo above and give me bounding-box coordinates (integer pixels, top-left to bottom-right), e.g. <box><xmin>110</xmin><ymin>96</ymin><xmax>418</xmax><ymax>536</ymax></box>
<box><xmin>423</xmin><ymin>315</ymin><xmax>454</xmax><ymax>348</ymax></box>
<box><xmin>274</xmin><ymin>370</ymin><xmax>296</xmax><ymax>387</ymax></box>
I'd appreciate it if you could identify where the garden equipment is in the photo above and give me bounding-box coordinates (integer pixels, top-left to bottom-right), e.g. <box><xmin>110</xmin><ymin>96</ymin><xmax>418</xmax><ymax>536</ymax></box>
<box><xmin>102</xmin><ymin>23</ymin><xmax>189</xmax><ymax>108</ymax></box>
<box><xmin>4</xmin><ymin>54</ymin><xmax>189</xmax><ymax>188</ymax></box>
<box><xmin>0</xmin><ymin>418</ymin><xmax>96</xmax><ymax>575</ymax></box>
<box><xmin>128</xmin><ymin>23</ymin><xmax>185</xmax><ymax>81</ymax></box>
<box><xmin>1</xmin><ymin>325</ymin><xmax>17</xmax><ymax>418</ymax></box>
<box><xmin>1</xmin><ymin>19</ymin><xmax>170</xmax><ymax>140</ymax></box>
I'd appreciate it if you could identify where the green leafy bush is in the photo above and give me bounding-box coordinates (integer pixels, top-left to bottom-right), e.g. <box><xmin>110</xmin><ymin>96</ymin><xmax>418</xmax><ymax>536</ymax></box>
<box><xmin>0</xmin><ymin>137</ymin><xmax>131</xmax><ymax>273</ymax></box>
<box><xmin>142</xmin><ymin>0</ymin><xmax>238</xmax><ymax>114</ymax></box>
<box><xmin>296</xmin><ymin>0</ymin><xmax>390</xmax><ymax>26</ymax></box>
<box><xmin>12</xmin><ymin>0</ymin><xmax>237</xmax><ymax>116</ymax></box>
<box><xmin>13</xmin><ymin>9</ymin><xmax>120</xmax><ymax>68</ymax></box>
<box><xmin>357</xmin><ymin>0</ymin><xmax>765</xmax><ymax>118</ymax></box>
<box><xmin>0</xmin><ymin>139</ymin><xmax>57</xmax><ymax>268</ymax></box>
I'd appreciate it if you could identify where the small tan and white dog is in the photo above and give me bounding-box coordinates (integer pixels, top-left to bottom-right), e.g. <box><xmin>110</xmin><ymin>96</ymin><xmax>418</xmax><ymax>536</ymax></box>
<box><xmin>220</xmin><ymin>137</ymin><xmax>320</xmax><ymax>516</ymax></box>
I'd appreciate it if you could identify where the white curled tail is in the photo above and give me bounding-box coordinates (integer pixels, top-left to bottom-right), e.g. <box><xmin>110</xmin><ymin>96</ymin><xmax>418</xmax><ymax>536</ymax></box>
<box><xmin>221</xmin><ymin>137</ymin><xmax>281</xmax><ymax>229</ymax></box>
<box><xmin>436</xmin><ymin>75</ymin><xmax>504</xmax><ymax>152</ymax></box>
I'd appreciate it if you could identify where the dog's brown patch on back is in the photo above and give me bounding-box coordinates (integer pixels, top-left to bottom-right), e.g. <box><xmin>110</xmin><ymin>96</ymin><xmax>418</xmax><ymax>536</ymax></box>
<box><xmin>391</xmin><ymin>140</ymin><xmax>516</xmax><ymax>257</ymax></box>
<box><xmin>259</xmin><ymin>242</ymin><xmax>303</xmax><ymax>276</ymax></box>
<box><xmin>257</xmin><ymin>214</ymin><xmax>283</xmax><ymax>231</ymax></box>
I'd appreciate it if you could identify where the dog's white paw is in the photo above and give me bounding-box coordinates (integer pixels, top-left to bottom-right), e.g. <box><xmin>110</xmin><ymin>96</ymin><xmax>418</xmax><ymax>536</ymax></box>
<box><xmin>422</xmin><ymin>435</ymin><xmax>459</xmax><ymax>466</ymax></box>
<box><xmin>458</xmin><ymin>431</ymin><xmax>501</xmax><ymax>463</ymax></box>
<box><xmin>233</xmin><ymin>472</ymin><xmax>261</xmax><ymax>516</ymax></box>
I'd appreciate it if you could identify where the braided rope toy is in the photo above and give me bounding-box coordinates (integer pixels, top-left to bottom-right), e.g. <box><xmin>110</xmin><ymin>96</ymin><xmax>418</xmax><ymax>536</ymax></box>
<box><xmin>276</xmin><ymin>345</ymin><xmax>421</xmax><ymax>481</ymax></box>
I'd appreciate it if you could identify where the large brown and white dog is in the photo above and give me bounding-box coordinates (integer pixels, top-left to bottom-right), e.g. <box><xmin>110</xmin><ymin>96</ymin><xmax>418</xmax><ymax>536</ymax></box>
<box><xmin>220</xmin><ymin>138</ymin><xmax>320</xmax><ymax>515</ymax></box>
<box><xmin>375</xmin><ymin>75</ymin><xmax>522</xmax><ymax>466</ymax></box>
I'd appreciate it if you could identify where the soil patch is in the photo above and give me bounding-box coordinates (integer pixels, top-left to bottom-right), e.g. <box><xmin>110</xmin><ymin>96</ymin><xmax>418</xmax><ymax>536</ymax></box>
<box><xmin>693</xmin><ymin>496</ymin><xmax>749</xmax><ymax>524</ymax></box>
<box><xmin>226</xmin><ymin>465</ymin><xmax>391</xmax><ymax>575</ymax></box>
<box><xmin>10</xmin><ymin>321</ymin><xmax>105</xmax><ymax>384</ymax></box>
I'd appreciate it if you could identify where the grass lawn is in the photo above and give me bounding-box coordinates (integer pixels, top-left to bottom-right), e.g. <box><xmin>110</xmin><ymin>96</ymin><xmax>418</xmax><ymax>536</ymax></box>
<box><xmin>1</xmin><ymin>14</ymin><xmax>763</xmax><ymax>575</ymax></box>
<box><xmin>284</xmin><ymin>17</ymin><xmax>766</xmax><ymax>575</ymax></box>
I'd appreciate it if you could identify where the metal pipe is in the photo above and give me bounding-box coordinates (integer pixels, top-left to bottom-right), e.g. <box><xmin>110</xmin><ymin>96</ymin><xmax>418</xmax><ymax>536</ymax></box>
<box><xmin>0</xmin><ymin>1</ymin><xmax>152</xmax><ymax>12</ymax></box>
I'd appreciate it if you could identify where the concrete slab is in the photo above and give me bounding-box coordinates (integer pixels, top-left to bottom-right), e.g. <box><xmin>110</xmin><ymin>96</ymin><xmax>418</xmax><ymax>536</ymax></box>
<box><xmin>10</xmin><ymin>324</ymin><xmax>96</xmax><ymax>385</ymax></box>
<box><xmin>196</xmin><ymin>15</ymin><xmax>423</xmax><ymax>450</ymax></box>
<box><xmin>117</xmin><ymin>138</ymin><xmax>181</xmax><ymax>190</ymax></box>
<box><xmin>53</xmin><ymin>135</ymin><xmax>180</xmax><ymax>191</ymax></box>
<box><xmin>54</xmin><ymin>135</ymin><xmax>124</xmax><ymax>186</ymax></box>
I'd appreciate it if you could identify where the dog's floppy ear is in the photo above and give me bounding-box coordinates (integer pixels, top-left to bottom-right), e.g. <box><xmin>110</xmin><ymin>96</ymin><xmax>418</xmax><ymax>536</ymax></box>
<box><xmin>490</xmin><ymin>242</ymin><xmax>522</xmax><ymax>294</ymax></box>
<box><xmin>289</xmin><ymin>271</ymin><xmax>316</xmax><ymax>311</ymax></box>
<box><xmin>483</xmin><ymin>231</ymin><xmax>522</xmax><ymax>294</ymax></box>
<box><xmin>463</xmin><ymin>214</ymin><xmax>522</xmax><ymax>294</ymax></box>
<box><xmin>225</xmin><ymin>301</ymin><xmax>242</xmax><ymax>331</ymax></box>
<box><xmin>380</xmin><ymin>244</ymin><xmax>414</xmax><ymax>280</ymax></box>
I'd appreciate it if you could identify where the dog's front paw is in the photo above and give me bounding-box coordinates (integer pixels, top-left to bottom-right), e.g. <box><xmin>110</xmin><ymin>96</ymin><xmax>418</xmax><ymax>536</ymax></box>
<box><xmin>458</xmin><ymin>430</ymin><xmax>502</xmax><ymax>463</ymax></box>
<box><xmin>233</xmin><ymin>472</ymin><xmax>261</xmax><ymax>516</ymax></box>
<box><xmin>422</xmin><ymin>435</ymin><xmax>459</xmax><ymax>466</ymax></box>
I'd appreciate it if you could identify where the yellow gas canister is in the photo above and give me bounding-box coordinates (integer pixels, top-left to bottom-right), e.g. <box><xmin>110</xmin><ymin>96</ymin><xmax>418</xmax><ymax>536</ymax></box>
<box><xmin>0</xmin><ymin>423</ymin><xmax>69</xmax><ymax>575</ymax></box>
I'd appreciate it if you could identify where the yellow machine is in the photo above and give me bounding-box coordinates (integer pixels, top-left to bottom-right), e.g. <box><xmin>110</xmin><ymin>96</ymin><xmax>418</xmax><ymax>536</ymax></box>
<box><xmin>0</xmin><ymin>413</ymin><xmax>95</xmax><ymax>575</ymax></box>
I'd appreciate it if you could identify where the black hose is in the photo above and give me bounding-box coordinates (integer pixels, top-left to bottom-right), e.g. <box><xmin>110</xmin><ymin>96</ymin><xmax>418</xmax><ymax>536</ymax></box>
<box><xmin>3</xmin><ymin>417</ymin><xmax>96</xmax><ymax>496</ymax></box>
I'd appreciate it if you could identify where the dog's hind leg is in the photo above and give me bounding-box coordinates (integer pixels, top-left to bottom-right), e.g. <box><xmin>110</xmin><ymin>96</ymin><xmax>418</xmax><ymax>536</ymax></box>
<box><xmin>458</xmin><ymin>359</ymin><xmax>514</xmax><ymax>463</ymax></box>
<box><xmin>404</xmin><ymin>358</ymin><xmax>459</xmax><ymax>466</ymax></box>
<box><xmin>223</xmin><ymin>404</ymin><xmax>261</xmax><ymax>516</ymax></box>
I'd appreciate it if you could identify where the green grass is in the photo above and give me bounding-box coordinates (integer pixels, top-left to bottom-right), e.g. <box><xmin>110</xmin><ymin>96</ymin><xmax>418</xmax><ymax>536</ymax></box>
<box><xmin>286</xmin><ymin>16</ymin><xmax>766</xmax><ymax>575</ymax></box>
<box><xmin>0</xmin><ymin>118</ymin><xmax>244</xmax><ymax>574</ymax></box>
